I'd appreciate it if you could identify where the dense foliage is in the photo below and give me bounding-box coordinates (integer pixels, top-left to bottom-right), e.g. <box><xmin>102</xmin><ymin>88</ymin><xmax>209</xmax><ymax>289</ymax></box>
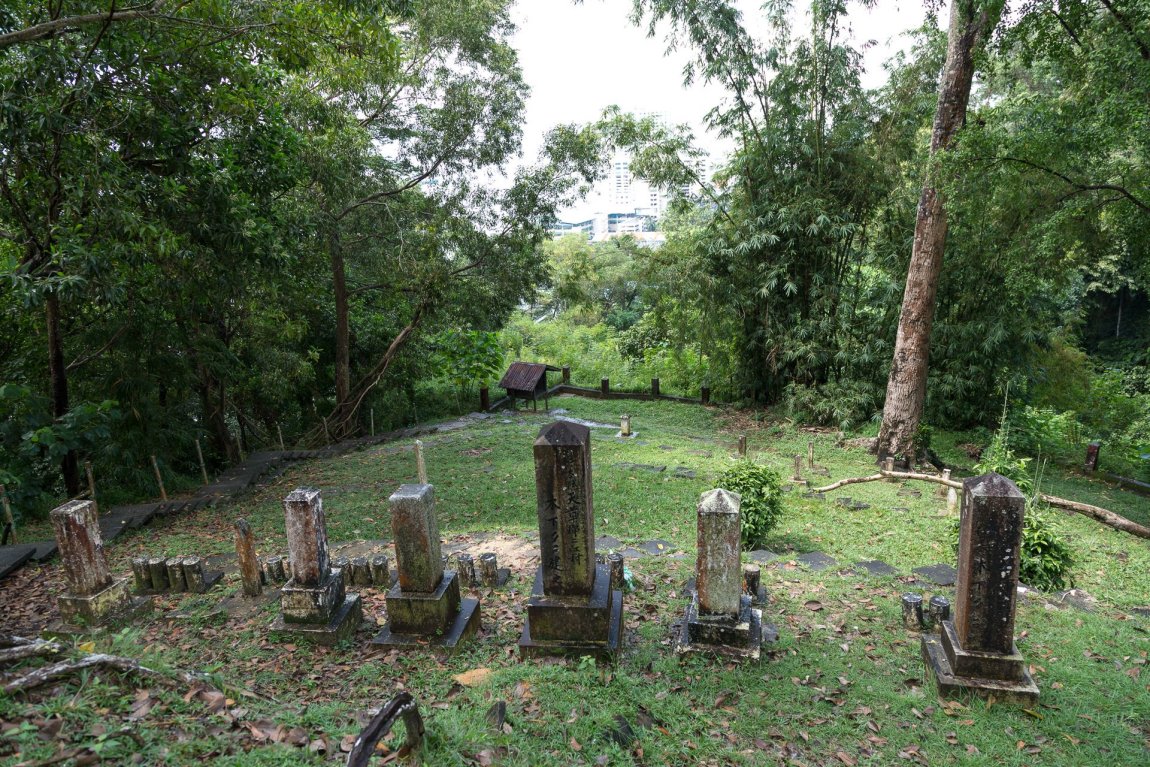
<box><xmin>717</xmin><ymin>461</ymin><xmax>785</xmax><ymax>548</ymax></box>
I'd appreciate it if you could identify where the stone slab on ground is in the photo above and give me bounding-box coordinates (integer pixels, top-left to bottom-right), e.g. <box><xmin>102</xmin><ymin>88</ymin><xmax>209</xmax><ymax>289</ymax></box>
<box><xmin>1049</xmin><ymin>588</ymin><xmax>1097</xmax><ymax>612</ymax></box>
<box><xmin>854</xmin><ymin>560</ymin><xmax>898</xmax><ymax>577</ymax></box>
<box><xmin>25</xmin><ymin>540</ymin><xmax>58</xmax><ymax>562</ymax></box>
<box><xmin>595</xmin><ymin>535</ymin><xmax>623</xmax><ymax>552</ymax></box>
<box><xmin>636</xmin><ymin>539</ymin><xmax>675</xmax><ymax>556</ymax></box>
<box><xmin>746</xmin><ymin>550</ymin><xmax>779</xmax><ymax>564</ymax></box>
<box><xmin>913</xmin><ymin>563</ymin><xmax>958</xmax><ymax>586</ymax></box>
<box><xmin>671</xmin><ymin>467</ymin><xmax>697</xmax><ymax>479</ymax></box>
<box><xmin>795</xmin><ymin>551</ymin><xmax>838</xmax><ymax>571</ymax></box>
<box><xmin>617</xmin><ymin>547</ymin><xmax>647</xmax><ymax>559</ymax></box>
<box><xmin>614</xmin><ymin>462</ymin><xmax>666</xmax><ymax>473</ymax></box>
<box><xmin>0</xmin><ymin>545</ymin><xmax>35</xmax><ymax>580</ymax></box>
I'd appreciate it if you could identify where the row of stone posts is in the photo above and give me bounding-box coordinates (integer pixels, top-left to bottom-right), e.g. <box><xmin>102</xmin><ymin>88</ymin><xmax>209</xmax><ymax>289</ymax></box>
<box><xmin>42</xmin><ymin>422</ymin><xmax>1038</xmax><ymax>703</ymax></box>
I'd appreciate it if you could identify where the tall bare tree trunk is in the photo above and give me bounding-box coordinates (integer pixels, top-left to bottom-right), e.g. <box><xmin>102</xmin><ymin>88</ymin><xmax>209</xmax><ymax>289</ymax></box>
<box><xmin>329</xmin><ymin>232</ymin><xmax>353</xmax><ymax>441</ymax></box>
<box><xmin>875</xmin><ymin>0</ymin><xmax>992</xmax><ymax>464</ymax></box>
<box><xmin>45</xmin><ymin>290</ymin><xmax>80</xmax><ymax>495</ymax></box>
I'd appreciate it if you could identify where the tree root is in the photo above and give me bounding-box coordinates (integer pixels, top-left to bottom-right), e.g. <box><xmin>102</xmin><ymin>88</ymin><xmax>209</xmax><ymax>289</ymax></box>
<box><xmin>811</xmin><ymin>471</ymin><xmax>1150</xmax><ymax>540</ymax></box>
<box><xmin>1</xmin><ymin>641</ymin><xmax>211</xmax><ymax>695</ymax></box>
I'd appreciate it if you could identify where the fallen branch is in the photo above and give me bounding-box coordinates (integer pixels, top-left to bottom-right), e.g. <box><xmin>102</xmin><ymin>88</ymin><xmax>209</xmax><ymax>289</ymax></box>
<box><xmin>345</xmin><ymin>691</ymin><xmax>424</xmax><ymax>767</ymax></box>
<box><xmin>811</xmin><ymin>472</ymin><xmax>1150</xmax><ymax>540</ymax></box>
<box><xmin>812</xmin><ymin>470</ymin><xmax>961</xmax><ymax>494</ymax></box>
<box><xmin>1040</xmin><ymin>494</ymin><xmax>1150</xmax><ymax>540</ymax></box>
<box><xmin>3</xmin><ymin>653</ymin><xmax>209</xmax><ymax>694</ymax></box>
<box><xmin>0</xmin><ymin>638</ymin><xmax>62</xmax><ymax>663</ymax></box>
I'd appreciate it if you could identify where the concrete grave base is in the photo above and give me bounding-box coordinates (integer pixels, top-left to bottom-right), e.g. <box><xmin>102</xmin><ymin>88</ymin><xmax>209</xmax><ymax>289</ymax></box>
<box><xmin>46</xmin><ymin>586</ymin><xmax>152</xmax><ymax>638</ymax></box>
<box><xmin>674</xmin><ymin>593</ymin><xmax>767</xmax><ymax>661</ymax></box>
<box><xmin>519</xmin><ymin>564</ymin><xmax>623</xmax><ymax>662</ymax></box>
<box><xmin>56</xmin><ymin>577</ymin><xmax>150</xmax><ymax>627</ymax></box>
<box><xmin>921</xmin><ymin>630</ymin><xmax>1038</xmax><ymax>706</ymax></box>
<box><xmin>372</xmin><ymin>596</ymin><xmax>480</xmax><ymax>655</ymax></box>
<box><xmin>270</xmin><ymin>594</ymin><xmax>363</xmax><ymax>647</ymax></box>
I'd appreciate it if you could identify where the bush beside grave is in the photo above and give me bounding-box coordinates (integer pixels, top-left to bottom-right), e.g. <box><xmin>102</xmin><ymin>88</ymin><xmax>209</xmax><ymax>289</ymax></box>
<box><xmin>718</xmin><ymin>461</ymin><xmax>784</xmax><ymax>549</ymax></box>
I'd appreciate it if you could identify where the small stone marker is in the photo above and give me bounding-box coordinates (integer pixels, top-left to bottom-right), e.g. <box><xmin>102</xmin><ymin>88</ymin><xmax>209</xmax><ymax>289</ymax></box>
<box><xmin>601</xmin><ymin>378</ymin><xmax>610</xmax><ymax>395</ymax></box>
<box><xmin>372</xmin><ymin>484</ymin><xmax>480</xmax><ymax>653</ymax></box>
<box><xmin>700</xmin><ymin>385</ymin><xmax>710</xmax><ymax>405</ymax></box>
<box><xmin>901</xmin><ymin>593</ymin><xmax>924</xmax><ymax>629</ymax></box>
<box><xmin>619</xmin><ymin>415</ymin><xmax>632</xmax><ymax>438</ymax></box>
<box><xmin>921</xmin><ymin>473</ymin><xmax>1039</xmax><ymax>704</ymax></box>
<box><xmin>147</xmin><ymin>556</ymin><xmax>168</xmax><ymax>592</ymax></box>
<box><xmin>272</xmin><ymin>488</ymin><xmax>363</xmax><ymax>645</ymax></box>
<box><xmin>1083</xmin><ymin>442</ymin><xmax>1100</xmax><ymax>472</ymax></box>
<box><xmin>235</xmin><ymin>518</ymin><xmax>263</xmax><ymax>597</ymax></box>
<box><xmin>456</xmin><ymin>552</ymin><xmax>476</xmax><ymax>587</ymax></box>
<box><xmin>743</xmin><ymin>563</ymin><xmax>766</xmax><ymax>604</ymax></box>
<box><xmin>737</xmin><ymin>435</ymin><xmax>747</xmax><ymax>457</ymax></box>
<box><xmin>651</xmin><ymin>378</ymin><xmax>660</xmax><ymax>396</ymax></box>
<box><xmin>792</xmin><ymin>455</ymin><xmax>805</xmax><ymax>484</ymax></box>
<box><xmin>937</xmin><ymin>469</ymin><xmax>952</xmax><ymax>498</ymax></box>
<box><xmin>414</xmin><ymin>440</ymin><xmax>428</xmax><ymax>484</ymax></box>
<box><xmin>131</xmin><ymin>557</ymin><xmax>151</xmax><ymax>592</ymax></box>
<box><xmin>370</xmin><ymin>554</ymin><xmax>391</xmax><ymax>587</ymax></box>
<box><xmin>165</xmin><ymin>557</ymin><xmax>187</xmax><ymax>593</ymax></box>
<box><xmin>807</xmin><ymin>441</ymin><xmax>814</xmax><ymax>469</ymax></box>
<box><xmin>478</xmin><ymin>551</ymin><xmax>509</xmax><ymax>587</ymax></box>
<box><xmin>675</xmin><ymin>489</ymin><xmax>769</xmax><ymax>659</ymax></box>
<box><xmin>520</xmin><ymin>421</ymin><xmax>623</xmax><ymax>659</ymax></box>
<box><xmin>49</xmin><ymin>500</ymin><xmax>148</xmax><ymax>629</ymax></box>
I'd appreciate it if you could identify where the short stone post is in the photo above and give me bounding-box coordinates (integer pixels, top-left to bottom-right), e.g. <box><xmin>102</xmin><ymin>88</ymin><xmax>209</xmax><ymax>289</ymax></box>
<box><xmin>147</xmin><ymin>557</ymin><xmax>168</xmax><ymax>592</ymax></box>
<box><xmin>700</xmin><ymin>386</ymin><xmax>710</xmax><ymax>405</ymax></box>
<box><xmin>921</xmin><ymin>473</ymin><xmax>1039</xmax><ymax>703</ymax></box>
<box><xmin>373</xmin><ymin>484</ymin><xmax>479</xmax><ymax>652</ymax></box>
<box><xmin>50</xmin><ymin>500</ymin><xmax>147</xmax><ymax>629</ymax></box>
<box><xmin>519</xmin><ymin>422</ymin><xmax>623</xmax><ymax>659</ymax></box>
<box><xmin>807</xmin><ymin>442</ymin><xmax>815</xmax><ymax>470</ymax></box>
<box><xmin>792</xmin><ymin>455</ymin><xmax>806</xmax><ymax>486</ymax></box>
<box><xmin>607</xmin><ymin>552</ymin><xmax>625</xmax><ymax>593</ymax></box>
<box><xmin>166</xmin><ymin>557</ymin><xmax>187</xmax><ymax>593</ymax></box>
<box><xmin>743</xmin><ymin>563</ymin><xmax>765</xmax><ymax>604</ymax></box>
<box><xmin>235</xmin><ymin>519</ymin><xmax>263</xmax><ymax>597</ymax></box>
<box><xmin>737</xmin><ymin>435</ymin><xmax>747</xmax><ymax>457</ymax></box>
<box><xmin>619</xmin><ymin>415</ymin><xmax>632</xmax><ymax>438</ymax></box>
<box><xmin>562</xmin><ymin>365</ymin><xmax>571</xmax><ymax>384</ymax></box>
<box><xmin>478</xmin><ymin>552</ymin><xmax>508</xmax><ymax>587</ymax></box>
<box><xmin>350</xmin><ymin>557</ymin><xmax>372</xmax><ymax>587</ymax></box>
<box><xmin>370</xmin><ymin>554</ymin><xmax>390</xmax><ymax>587</ymax></box>
<box><xmin>131</xmin><ymin>557</ymin><xmax>151</xmax><ymax>592</ymax></box>
<box><xmin>600</xmin><ymin>378</ymin><xmax>609</xmax><ymax>395</ymax></box>
<box><xmin>1084</xmin><ymin>442</ymin><xmax>1100</xmax><ymax>472</ymax></box>
<box><xmin>937</xmin><ymin>469</ymin><xmax>952</xmax><ymax>498</ymax></box>
<box><xmin>675</xmin><ymin>489</ymin><xmax>767</xmax><ymax>659</ymax></box>
<box><xmin>651</xmin><ymin>378</ymin><xmax>660</xmax><ymax>397</ymax></box>
<box><xmin>456</xmin><ymin>552</ymin><xmax>476</xmax><ymax>587</ymax></box>
<box><xmin>479</xmin><ymin>386</ymin><xmax>490</xmax><ymax>412</ymax></box>
<box><xmin>272</xmin><ymin>488</ymin><xmax>363</xmax><ymax>645</ymax></box>
<box><xmin>901</xmin><ymin>593</ymin><xmax>924</xmax><ymax>629</ymax></box>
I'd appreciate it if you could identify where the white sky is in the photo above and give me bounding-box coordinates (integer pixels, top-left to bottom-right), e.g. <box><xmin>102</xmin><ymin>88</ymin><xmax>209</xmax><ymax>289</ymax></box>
<box><xmin>510</xmin><ymin>0</ymin><xmax>930</xmax><ymax>216</ymax></box>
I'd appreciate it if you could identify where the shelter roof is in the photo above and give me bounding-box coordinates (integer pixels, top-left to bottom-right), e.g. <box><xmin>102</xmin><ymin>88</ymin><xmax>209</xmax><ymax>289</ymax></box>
<box><xmin>498</xmin><ymin>361</ymin><xmax>560</xmax><ymax>391</ymax></box>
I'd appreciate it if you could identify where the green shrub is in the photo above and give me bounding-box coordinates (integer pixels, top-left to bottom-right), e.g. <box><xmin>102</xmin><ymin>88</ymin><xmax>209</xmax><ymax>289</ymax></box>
<box><xmin>949</xmin><ymin>503</ymin><xmax>1074</xmax><ymax>592</ymax></box>
<box><xmin>717</xmin><ymin>461</ymin><xmax>785</xmax><ymax>549</ymax></box>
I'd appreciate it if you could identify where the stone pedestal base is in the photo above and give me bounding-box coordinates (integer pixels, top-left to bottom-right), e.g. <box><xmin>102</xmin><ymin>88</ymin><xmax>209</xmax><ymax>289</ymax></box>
<box><xmin>675</xmin><ymin>593</ymin><xmax>767</xmax><ymax>661</ymax></box>
<box><xmin>372</xmin><ymin>571</ymin><xmax>480</xmax><ymax>654</ymax></box>
<box><xmin>48</xmin><ymin>579</ymin><xmax>152</xmax><ymax>637</ymax></box>
<box><xmin>518</xmin><ymin>564</ymin><xmax>623</xmax><ymax>661</ymax></box>
<box><xmin>921</xmin><ymin>620</ymin><xmax>1039</xmax><ymax>705</ymax></box>
<box><xmin>373</xmin><ymin>597</ymin><xmax>480</xmax><ymax>654</ymax></box>
<box><xmin>270</xmin><ymin>595</ymin><xmax>363</xmax><ymax>646</ymax></box>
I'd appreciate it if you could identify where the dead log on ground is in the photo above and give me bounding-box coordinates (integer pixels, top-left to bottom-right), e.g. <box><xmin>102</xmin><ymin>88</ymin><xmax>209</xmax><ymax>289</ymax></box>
<box><xmin>3</xmin><ymin>652</ymin><xmax>210</xmax><ymax>694</ymax></box>
<box><xmin>811</xmin><ymin>472</ymin><xmax>1150</xmax><ymax>540</ymax></box>
<box><xmin>345</xmin><ymin>691</ymin><xmax>425</xmax><ymax>767</ymax></box>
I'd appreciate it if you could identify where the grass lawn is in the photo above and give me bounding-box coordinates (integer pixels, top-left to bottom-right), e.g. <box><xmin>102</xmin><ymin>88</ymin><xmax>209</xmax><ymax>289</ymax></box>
<box><xmin>2</xmin><ymin>397</ymin><xmax>1148</xmax><ymax>765</ymax></box>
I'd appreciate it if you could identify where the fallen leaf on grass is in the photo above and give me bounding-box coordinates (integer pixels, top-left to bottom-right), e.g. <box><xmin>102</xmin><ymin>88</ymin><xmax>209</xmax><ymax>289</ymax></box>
<box><xmin>453</xmin><ymin>668</ymin><xmax>493</xmax><ymax>687</ymax></box>
<box><xmin>804</xmin><ymin>600</ymin><xmax>824</xmax><ymax>611</ymax></box>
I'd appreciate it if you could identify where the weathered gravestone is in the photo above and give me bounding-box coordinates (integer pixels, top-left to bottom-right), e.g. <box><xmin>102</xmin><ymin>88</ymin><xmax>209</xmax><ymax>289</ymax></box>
<box><xmin>271</xmin><ymin>488</ymin><xmax>363</xmax><ymax>645</ymax></box>
<box><xmin>372</xmin><ymin>484</ymin><xmax>479</xmax><ymax>652</ymax></box>
<box><xmin>921</xmin><ymin>473</ymin><xmax>1039</xmax><ymax>704</ymax></box>
<box><xmin>519</xmin><ymin>421</ymin><xmax>623</xmax><ymax>660</ymax></box>
<box><xmin>675</xmin><ymin>489</ymin><xmax>768</xmax><ymax>660</ymax></box>
<box><xmin>49</xmin><ymin>500</ymin><xmax>149</xmax><ymax>631</ymax></box>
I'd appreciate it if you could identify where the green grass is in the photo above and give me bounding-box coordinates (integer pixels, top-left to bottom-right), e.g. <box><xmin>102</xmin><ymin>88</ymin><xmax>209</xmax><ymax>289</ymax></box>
<box><xmin>2</xmin><ymin>397</ymin><xmax>1148</xmax><ymax>765</ymax></box>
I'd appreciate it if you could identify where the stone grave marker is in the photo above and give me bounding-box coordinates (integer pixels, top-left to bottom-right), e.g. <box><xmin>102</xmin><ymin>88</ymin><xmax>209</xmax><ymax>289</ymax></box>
<box><xmin>921</xmin><ymin>473</ymin><xmax>1039</xmax><ymax>704</ymax></box>
<box><xmin>675</xmin><ymin>489</ymin><xmax>770</xmax><ymax>659</ymax></box>
<box><xmin>373</xmin><ymin>483</ymin><xmax>479</xmax><ymax>652</ymax></box>
<box><xmin>49</xmin><ymin>500</ymin><xmax>149</xmax><ymax>631</ymax></box>
<box><xmin>271</xmin><ymin>488</ymin><xmax>363</xmax><ymax>645</ymax></box>
<box><xmin>519</xmin><ymin>421</ymin><xmax>623</xmax><ymax>659</ymax></box>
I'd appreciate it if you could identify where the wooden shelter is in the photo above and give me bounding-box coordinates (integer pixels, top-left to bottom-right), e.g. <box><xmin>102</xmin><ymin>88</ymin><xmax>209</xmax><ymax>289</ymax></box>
<box><xmin>498</xmin><ymin>362</ymin><xmax>561</xmax><ymax>411</ymax></box>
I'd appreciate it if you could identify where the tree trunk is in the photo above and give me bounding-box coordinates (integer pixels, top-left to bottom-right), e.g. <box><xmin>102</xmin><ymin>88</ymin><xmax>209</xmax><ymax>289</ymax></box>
<box><xmin>330</xmin><ymin>233</ymin><xmax>351</xmax><ymax>431</ymax></box>
<box><xmin>876</xmin><ymin>0</ymin><xmax>991</xmax><ymax>463</ymax></box>
<box><xmin>45</xmin><ymin>290</ymin><xmax>80</xmax><ymax>496</ymax></box>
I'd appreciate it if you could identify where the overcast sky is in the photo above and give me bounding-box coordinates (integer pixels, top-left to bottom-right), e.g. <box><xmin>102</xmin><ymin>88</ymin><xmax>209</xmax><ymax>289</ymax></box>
<box><xmin>510</xmin><ymin>0</ymin><xmax>930</xmax><ymax>163</ymax></box>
